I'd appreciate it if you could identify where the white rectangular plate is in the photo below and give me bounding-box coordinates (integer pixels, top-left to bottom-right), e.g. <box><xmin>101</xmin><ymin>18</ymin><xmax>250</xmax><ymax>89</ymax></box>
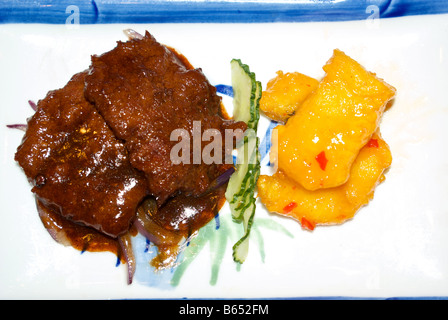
<box><xmin>1</xmin><ymin>13</ymin><xmax>448</xmax><ymax>299</ymax></box>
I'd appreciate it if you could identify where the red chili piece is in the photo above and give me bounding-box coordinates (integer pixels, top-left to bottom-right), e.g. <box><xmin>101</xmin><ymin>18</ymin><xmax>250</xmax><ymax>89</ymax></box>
<box><xmin>315</xmin><ymin>151</ymin><xmax>328</xmax><ymax>170</ymax></box>
<box><xmin>283</xmin><ymin>202</ymin><xmax>297</xmax><ymax>213</ymax></box>
<box><xmin>301</xmin><ymin>217</ymin><xmax>315</xmax><ymax>231</ymax></box>
<box><xmin>366</xmin><ymin>138</ymin><xmax>379</xmax><ymax>148</ymax></box>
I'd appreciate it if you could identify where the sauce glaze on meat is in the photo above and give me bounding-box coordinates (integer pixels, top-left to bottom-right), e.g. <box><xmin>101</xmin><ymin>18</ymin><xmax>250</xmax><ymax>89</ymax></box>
<box><xmin>15</xmin><ymin>71</ymin><xmax>148</xmax><ymax>238</ymax></box>
<box><xmin>85</xmin><ymin>31</ymin><xmax>244</xmax><ymax>205</ymax></box>
<box><xmin>14</xmin><ymin>31</ymin><xmax>245</xmax><ymax>276</ymax></box>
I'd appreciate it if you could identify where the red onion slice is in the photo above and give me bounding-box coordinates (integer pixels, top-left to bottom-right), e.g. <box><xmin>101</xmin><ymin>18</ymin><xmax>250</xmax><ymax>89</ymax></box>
<box><xmin>36</xmin><ymin>199</ymin><xmax>71</xmax><ymax>246</ymax></box>
<box><xmin>135</xmin><ymin>198</ymin><xmax>183</xmax><ymax>247</ymax></box>
<box><xmin>207</xmin><ymin>167</ymin><xmax>235</xmax><ymax>192</ymax></box>
<box><xmin>118</xmin><ymin>233</ymin><xmax>136</xmax><ymax>285</ymax></box>
<box><xmin>6</xmin><ymin>100</ymin><xmax>37</xmax><ymax>131</ymax></box>
<box><xmin>123</xmin><ymin>29</ymin><xmax>144</xmax><ymax>40</ymax></box>
<box><xmin>28</xmin><ymin>100</ymin><xmax>37</xmax><ymax>111</ymax></box>
<box><xmin>6</xmin><ymin>124</ymin><xmax>27</xmax><ymax>131</ymax></box>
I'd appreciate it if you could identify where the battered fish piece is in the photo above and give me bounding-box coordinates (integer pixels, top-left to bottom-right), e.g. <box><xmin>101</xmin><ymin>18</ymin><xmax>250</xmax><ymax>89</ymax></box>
<box><xmin>258</xmin><ymin>132</ymin><xmax>392</xmax><ymax>229</ymax></box>
<box><xmin>260</xmin><ymin>71</ymin><xmax>318</xmax><ymax>122</ymax></box>
<box><xmin>274</xmin><ymin>50</ymin><xmax>396</xmax><ymax>191</ymax></box>
<box><xmin>15</xmin><ymin>72</ymin><xmax>148</xmax><ymax>238</ymax></box>
<box><xmin>85</xmin><ymin>31</ymin><xmax>243</xmax><ymax>205</ymax></box>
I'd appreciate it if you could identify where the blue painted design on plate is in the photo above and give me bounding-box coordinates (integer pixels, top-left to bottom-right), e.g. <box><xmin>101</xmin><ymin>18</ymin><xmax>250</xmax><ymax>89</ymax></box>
<box><xmin>144</xmin><ymin>238</ymin><xmax>151</xmax><ymax>253</ymax></box>
<box><xmin>1</xmin><ymin>0</ymin><xmax>448</xmax><ymax>24</ymax></box>
<box><xmin>214</xmin><ymin>213</ymin><xmax>220</xmax><ymax>230</ymax></box>
<box><xmin>259</xmin><ymin>120</ymin><xmax>279</xmax><ymax>166</ymax></box>
<box><xmin>215</xmin><ymin>84</ymin><xmax>233</xmax><ymax>98</ymax></box>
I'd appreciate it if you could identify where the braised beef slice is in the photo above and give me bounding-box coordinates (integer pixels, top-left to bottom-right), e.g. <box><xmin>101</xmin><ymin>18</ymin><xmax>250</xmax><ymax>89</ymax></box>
<box><xmin>15</xmin><ymin>71</ymin><xmax>148</xmax><ymax>238</ymax></box>
<box><xmin>36</xmin><ymin>199</ymin><xmax>120</xmax><ymax>255</ymax></box>
<box><xmin>84</xmin><ymin>31</ymin><xmax>244</xmax><ymax>205</ymax></box>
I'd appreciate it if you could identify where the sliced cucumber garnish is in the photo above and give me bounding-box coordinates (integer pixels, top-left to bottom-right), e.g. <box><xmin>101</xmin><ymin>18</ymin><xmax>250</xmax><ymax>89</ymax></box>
<box><xmin>225</xmin><ymin>59</ymin><xmax>261</xmax><ymax>264</ymax></box>
<box><xmin>231</xmin><ymin>59</ymin><xmax>261</xmax><ymax>131</ymax></box>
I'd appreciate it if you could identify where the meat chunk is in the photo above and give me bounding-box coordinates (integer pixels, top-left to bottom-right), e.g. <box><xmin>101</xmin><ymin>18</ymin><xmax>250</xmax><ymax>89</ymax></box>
<box><xmin>84</xmin><ymin>31</ymin><xmax>242</xmax><ymax>205</ymax></box>
<box><xmin>15</xmin><ymin>71</ymin><xmax>148</xmax><ymax>238</ymax></box>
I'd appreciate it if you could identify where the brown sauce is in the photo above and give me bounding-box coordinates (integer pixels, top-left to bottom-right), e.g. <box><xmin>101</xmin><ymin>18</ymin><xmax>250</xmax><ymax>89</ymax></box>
<box><xmin>36</xmin><ymin>199</ymin><xmax>122</xmax><ymax>257</ymax></box>
<box><xmin>36</xmin><ymin>181</ymin><xmax>228</xmax><ymax>269</ymax></box>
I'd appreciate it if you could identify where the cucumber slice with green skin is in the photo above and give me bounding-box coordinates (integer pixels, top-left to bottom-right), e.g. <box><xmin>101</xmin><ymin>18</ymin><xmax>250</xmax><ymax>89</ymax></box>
<box><xmin>230</xmin><ymin>139</ymin><xmax>260</xmax><ymax>215</ymax></box>
<box><xmin>226</xmin><ymin>136</ymin><xmax>258</xmax><ymax>220</ymax></box>
<box><xmin>233</xmin><ymin>168</ymin><xmax>259</xmax><ymax>212</ymax></box>
<box><xmin>227</xmin><ymin>133</ymin><xmax>259</xmax><ymax>205</ymax></box>
<box><xmin>230</xmin><ymin>169</ymin><xmax>259</xmax><ymax>222</ymax></box>
<box><xmin>225</xmin><ymin>59</ymin><xmax>261</xmax><ymax>263</ymax></box>
<box><xmin>232</xmin><ymin>198</ymin><xmax>256</xmax><ymax>264</ymax></box>
<box><xmin>230</xmin><ymin>59</ymin><xmax>261</xmax><ymax>130</ymax></box>
<box><xmin>251</xmin><ymin>80</ymin><xmax>262</xmax><ymax>129</ymax></box>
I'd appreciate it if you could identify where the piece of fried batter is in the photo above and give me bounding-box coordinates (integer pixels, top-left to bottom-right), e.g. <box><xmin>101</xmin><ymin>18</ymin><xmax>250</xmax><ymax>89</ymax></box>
<box><xmin>258</xmin><ymin>132</ymin><xmax>392</xmax><ymax>229</ymax></box>
<box><xmin>259</xmin><ymin>71</ymin><xmax>318</xmax><ymax>122</ymax></box>
<box><xmin>273</xmin><ymin>49</ymin><xmax>396</xmax><ymax>191</ymax></box>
